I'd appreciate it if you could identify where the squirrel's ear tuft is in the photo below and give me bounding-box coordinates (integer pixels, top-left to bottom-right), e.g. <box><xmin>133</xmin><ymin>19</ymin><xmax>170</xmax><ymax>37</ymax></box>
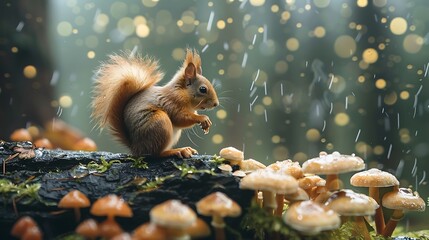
<box><xmin>184</xmin><ymin>62</ymin><xmax>197</xmax><ymax>85</ymax></box>
<box><xmin>184</xmin><ymin>48</ymin><xmax>202</xmax><ymax>75</ymax></box>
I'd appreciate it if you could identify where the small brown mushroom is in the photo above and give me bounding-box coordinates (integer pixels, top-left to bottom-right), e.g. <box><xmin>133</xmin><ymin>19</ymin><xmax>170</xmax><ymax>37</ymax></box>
<box><xmin>132</xmin><ymin>222</ymin><xmax>167</xmax><ymax>240</ymax></box>
<box><xmin>73</xmin><ymin>137</ymin><xmax>97</xmax><ymax>151</ymax></box>
<box><xmin>382</xmin><ymin>188</ymin><xmax>426</xmax><ymax>237</ymax></box>
<box><xmin>111</xmin><ymin>232</ymin><xmax>132</xmax><ymax>240</ymax></box>
<box><xmin>10</xmin><ymin>128</ymin><xmax>33</xmax><ymax>142</ymax></box>
<box><xmin>90</xmin><ymin>194</ymin><xmax>133</xmax><ymax>239</ymax></box>
<box><xmin>22</xmin><ymin>226</ymin><xmax>43</xmax><ymax>240</ymax></box>
<box><xmin>10</xmin><ymin>216</ymin><xmax>37</xmax><ymax>238</ymax></box>
<box><xmin>58</xmin><ymin>190</ymin><xmax>91</xmax><ymax>222</ymax></box>
<box><xmin>150</xmin><ymin>199</ymin><xmax>197</xmax><ymax>240</ymax></box>
<box><xmin>33</xmin><ymin>138</ymin><xmax>54</xmax><ymax>149</ymax></box>
<box><xmin>75</xmin><ymin>218</ymin><xmax>99</xmax><ymax>239</ymax></box>
<box><xmin>350</xmin><ymin>168</ymin><xmax>399</xmax><ymax>234</ymax></box>
<box><xmin>196</xmin><ymin>192</ymin><xmax>241</xmax><ymax>240</ymax></box>
<box><xmin>186</xmin><ymin>218</ymin><xmax>211</xmax><ymax>239</ymax></box>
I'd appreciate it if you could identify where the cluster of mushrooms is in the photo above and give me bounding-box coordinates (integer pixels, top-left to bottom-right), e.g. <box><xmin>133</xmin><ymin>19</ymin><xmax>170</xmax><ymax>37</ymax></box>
<box><xmin>8</xmin><ymin>147</ymin><xmax>426</xmax><ymax>239</ymax></box>
<box><xmin>219</xmin><ymin>147</ymin><xmax>426</xmax><ymax>238</ymax></box>
<box><xmin>11</xmin><ymin>190</ymin><xmax>241</xmax><ymax>240</ymax></box>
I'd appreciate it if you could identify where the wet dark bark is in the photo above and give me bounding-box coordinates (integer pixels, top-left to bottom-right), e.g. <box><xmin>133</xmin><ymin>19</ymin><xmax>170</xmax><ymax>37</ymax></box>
<box><xmin>0</xmin><ymin>141</ymin><xmax>252</xmax><ymax>239</ymax></box>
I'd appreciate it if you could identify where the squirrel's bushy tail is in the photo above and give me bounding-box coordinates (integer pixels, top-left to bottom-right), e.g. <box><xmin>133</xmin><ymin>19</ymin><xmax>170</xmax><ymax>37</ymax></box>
<box><xmin>91</xmin><ymin>53</ymin><xmax>164</xmax><ymax>146</ymax></box>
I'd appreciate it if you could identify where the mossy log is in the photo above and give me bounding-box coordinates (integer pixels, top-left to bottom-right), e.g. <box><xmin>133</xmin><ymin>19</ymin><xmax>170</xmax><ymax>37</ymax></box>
<box><xmin>0</xmin><ymin>141</ymin><xmax>252</xmax><ymax>239</ymax></box>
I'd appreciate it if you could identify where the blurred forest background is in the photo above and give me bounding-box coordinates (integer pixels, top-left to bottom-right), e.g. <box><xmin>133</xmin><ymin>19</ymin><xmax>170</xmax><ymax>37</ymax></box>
<box><xmin>1</xmin><ymin>0</ymin><xmax>428</xmax><ymax>229</ymax></box>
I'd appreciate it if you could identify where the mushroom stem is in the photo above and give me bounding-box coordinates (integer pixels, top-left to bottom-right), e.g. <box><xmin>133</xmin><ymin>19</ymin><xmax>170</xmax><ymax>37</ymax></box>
<box><xmin>368</xmin><ymin>187</ymin><xmax>384</xmax><ymax>234</ymax></box>
<box><xmin>274</xmin><ymin>194</ymin><xmax>284</xmax><ymax>216</ymax></box>
<box><xmin>74</xmin><ymin>208</ymin><xmax>81</xmax><ymax>223</ymax></box>
<box><xmin>211</xmin><ymin>215</ymin><xmax>226</xmax><ymax>240</ymax></box>
<box><xmin>382</xmin><ymin>209</ymin><xmax>404</xmax><ymax>237</ymax></box>
<box><xmin>262</xmin><ymin>191</ymin><xmax>276</xmax><ymax>214</ymax></box>
<box><xmin>326</xmin><ymin>174</ymin><xmax>340</xmax><ymax>191</ymax></box>
<box><xmin>355</xmin><ymin>216</ymin><xmax>370</xmax><ymax>240</ymax></box>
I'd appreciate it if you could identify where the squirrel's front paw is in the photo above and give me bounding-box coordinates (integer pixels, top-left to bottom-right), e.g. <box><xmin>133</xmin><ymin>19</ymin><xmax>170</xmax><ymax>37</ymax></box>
<box><xmin>199</xmin><ymin>115</ymin><xmax>212</xmax><ymax>134</ymax></box>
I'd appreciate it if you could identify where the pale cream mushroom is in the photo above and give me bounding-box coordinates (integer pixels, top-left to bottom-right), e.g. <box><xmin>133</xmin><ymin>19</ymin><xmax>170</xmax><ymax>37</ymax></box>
<box><xmin>239</xmin><ymin>158</ymin><xmax>266</xmax><ymax>173</ymax></box>
<box><xmin>240</xmin><ymin>169</ymin><xmax>298</xmax><ymax>214</ymax></box>
<box><xmin>219</xmin><ymin>146</ymin><xmax>244</xmax><ymax>166</ymax></box>
<box><xmin>150</xmin><ymin>199</ymin><xmax>197</xmax><ymax>240</ymax></box>
<box><xmin>350</xmin><ymin>168</ymin><xmax>399</xmax><ymax>234</ymax></box>
<box><xmin>325</xmin><ymin>189</ymin><xmax>379</xmax><ymax>240</ymax></box>
<box><xmin>267</xmin><ymin>159</ymin><xmax>303</xmax><ymax>216</ymax></box>
<box><xmin>382</xmin><ymin>188</ymin><xmax>426</xmax><ymax>237</ymax></box>
<box><xmin>283</xmin><ymin>200</ymin><xmax>340</xmax><ymax>235</ymax></box>
<box><xmin>302</xmin><ymin>151</ymin><xmax>365</xmax><ymax>191</ymax></box>
<box><xmin>196</xmin><ymin>192</ymin><xmax>241</xmax><ymax>240</ymax></box>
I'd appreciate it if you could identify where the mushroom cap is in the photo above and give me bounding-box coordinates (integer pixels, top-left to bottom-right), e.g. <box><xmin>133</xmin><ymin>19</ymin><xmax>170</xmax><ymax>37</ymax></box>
<box><xmin>350</xmin><ymin>168</ymin><xmax>399</xmax><ymax>187</ymax></box>
<box><xmin>219</xmin><ymin>146</ymin><xmax>244</xmax><ymax>164</ymax></box>
<box><xmin>99</xmin><ymin>219</ymin><xmax>123</xmax><ymax>239</ymax></box>
<box><xmin>325</xmin><ymin>189</ymin><xmax>379</xmax><ymax>216</ymax></box>
<box><xmin>302</xmin><ymin>151</ymin><xmax>365</xmax><ymax>175</ymax></box>
<box><xmin>150</xmin><ymin>200</ymin><xmax>197</xmax><ymax>229</ymax></box>
<box><xmin>218</xmin><ymin>164</ymin><xmax>233</xmax><ymax>173</ymax></box>
<box><xmin>133</xmin><ymin>223</ymin><xmax>167</xmax><ymax>240</ymax></box>
<box><xmin>283</xmin><ymin>200</ymin><xmax>340</xmax><ymax>235</ymax></box>
<box><xmin>73</xmin><ymin>137</ymin><xmax>97</xmax><ymax>151</ymax></box>
<box><xmin>11</xmin><ymin>216</ymin><xmax>37</xmax><ymax>237</ymax></box>
<box><xmin>90</xmin><ymin>194</ymin><xmax>133</xmax><ymax>218</ymax></box>
<box><xmin>382</xmin><ymin>188</ymin><xmax>426</xmax><ymax>212</ymax></box>
<box><xmin>22</xmin><ymin>226</ymin><xmax>42</xmax><ymax>240</ymax></box>
<box><xmin>75</xmin><ymin>218</ymin><xmax>99</xmax><ymax>238</ymax></box>
<box><xmin>58</xmin><ymin>190</ymin><xmax>90</xmax><ymax>209</ymax></box>
<box><xmin>298</xmin><ymin>174</ymin><xmax>326</xmax><ymax>190</ymax></box>
<box><xmin>196</xmin><ymin>192</ymin><xmax>241</xmax><ymax>218</ymax></box>
<box><xmin>10</xmin><ymin>128</ymin><xmax>33</xmax><ymax>142</ymax></box>
<box><xmin>284</xmin><ymin>187</ymin><xmax>310</xmax><ymax>202</ymax></box>
<box><xmin>186</xmin><ymin>218</ymin><xmax>211</xmax><ymax>238</ymax></box>
<box><xmin>267</xmin><ymin>160</ymin><xmax>303</xmax><ymax>179</ymax></box>
<box><xmin>34</xmin><ymin>138</ymin><xmax>54</xmax><ymax>149</ymax></box>
<box><xmin>240</xmin><ymin>169</ymin><xmax>298</xmax><ymax>194</ymax></box>
<box><xmin>239</xmin><ymin>159</ymin><xmax>266</xmax><ymax>173</ymax></box>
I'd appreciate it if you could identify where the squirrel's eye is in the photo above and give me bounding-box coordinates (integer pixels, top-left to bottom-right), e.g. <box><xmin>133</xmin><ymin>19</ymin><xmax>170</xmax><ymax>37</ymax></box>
<box><xmin>199</xmin><ymin>86</ymin><xmax>207</xmax><ymax>94</ymax></box>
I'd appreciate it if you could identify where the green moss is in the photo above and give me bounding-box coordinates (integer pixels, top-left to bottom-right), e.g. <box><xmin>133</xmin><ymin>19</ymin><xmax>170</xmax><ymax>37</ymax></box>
<box><xmin>85</xmin><ymin>157</ymin><xmax>121</xmax><ymax>173</ymax></box>
<box><xmin>127</xmin><ymin>156</ymin><xmax>148</xmax><ymax>169</ymax></box>
<box><xmin>0</xmin><ymin>178</ymin><xmax>54</xmax><ymax>206</ymax></box>
<box><xmin>172</xmin><ymin>162</ymin><xmax>217</xmax><ymax>177</ymax></box>
<box><xmin>209</xmin><ymin>154</ymin><xmax>226</xmax><ymax>164</ymax></box>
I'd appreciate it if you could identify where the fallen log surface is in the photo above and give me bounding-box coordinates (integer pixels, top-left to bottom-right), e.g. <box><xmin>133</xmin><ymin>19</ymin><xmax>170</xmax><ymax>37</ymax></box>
<box><xmin>0</xmin><ymin>141</ymin><xmax>252</xmax><ymax>239</ymax></box>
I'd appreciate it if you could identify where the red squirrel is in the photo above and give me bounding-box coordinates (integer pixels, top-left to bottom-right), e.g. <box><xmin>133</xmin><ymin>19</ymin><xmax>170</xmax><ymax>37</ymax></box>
<box><xmin>91</xmin><ymin>49</ymin><xmax>219</xmax><ymax>158</ymax></box>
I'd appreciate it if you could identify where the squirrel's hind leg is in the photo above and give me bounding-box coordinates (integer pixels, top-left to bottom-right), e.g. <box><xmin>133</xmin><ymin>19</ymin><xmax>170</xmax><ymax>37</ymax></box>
<box><xmin>160</xmin><ymin>147</ymin><xmax>198</xmax><ymax>158</ymax></box>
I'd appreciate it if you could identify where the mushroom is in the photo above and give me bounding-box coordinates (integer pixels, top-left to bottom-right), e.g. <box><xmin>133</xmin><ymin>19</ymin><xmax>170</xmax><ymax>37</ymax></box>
<box><xmin>10</xmin><ymin>216</ymin><xmax>37</xmax><ymax>238</ymax></box>
<box><xmin>90</xmin><ymin>194</ymin><xmax>133</xmax><ymax>239</ymax></box>
<box><xmin>267</xmin><ymin>160</ymin><xmax>303</xmax><ymax>215</ymax></box>
<box><xmin>284</xmin><ymin>187</ymin><xmax>309</xmax><ymax>204</ymax></box>
<box><xmin>111</xmin><ymin>232</ymin><xmax>132</xmax><ymax>240</ymax></box>
<box><xmin>218</xmin><ymin>164</ymin><xmax>233</xmax><ymax>173</ymax></box>
<box><xmin>239</xmin><ymin>159</ymin><xmax>266</xmax><ymax>173</ymax></box>
<box><xmin>381</xmin><ymin>188</ymin><xmax>426</xmax><ymax>237</ymax></box>
<box><xmin>283</xmin><ymin>200</ymin><xmax>340</xmax><ymax>235</ymax></box>
<box><xmin>325</xmin><ymin>189</ymin><xmax>379</xmax><ymax>240</ymax></box>
<box><xmin>10</xmin><ymin>128</ymin><xmax>33</xmax><ymax>142</ymax></box>
<box><xmin>350</xmin><ymin>168</ymin><xmax>399</xmax><ymax>234</ymax></box>
<box><xmin>58</xmin><ymin>190</ymin><xmax>91</xmax><ymax>222</ymax></box>
<box><xmin>150</xmin><ymin>199</ymin><xmax>197</xmax><ymax>240</ymax></box>
<box><xmin>73</xmin><ymin>137</ymin><xmax>97</xmax><ymax>151</ymax></box>
<box><xmin>302</xmin><ymin>151</ymin><xmax>365</xmax><ymax>191</ymax></box>
<box><xmin>75</xmin><ymin>218</ymin><xmax>99</xmax><ymax>239</ymax></box>
<box><xmin>186</xmin><ymin>218</ymin><xmax>211</xmax><ymax>239</ymax></box>
<box><xmin>33</xmin><ymin>138</ymin><xmax>54</xmax><ymax>149</ymax></box>
<box><xmin>297</xmin><ymin>174</ymin><xmax>326</xmax><ymax>199</ymax></box>
<box><xmin>22</xmin><ymin>226</ymin><xmax>43</xmax><ymax>240</ymax></box>
<box><xmin>240</xmin><ymin>169</ymin><xmax>298</xmax><ymax>214</ymax></box>
<box><xmin>132</xmin><ymin>222</ymin><xmax>167</xmax><ymax>240</ymax></box>
<box><xmin>196</xmin><ymin>192</ymin><xmax>241</xmax><ymax>240</ymax></box>
<box><xmin>219</xmin><ymin>146</ymin><xmax>244</xmax><ymax>166</ymax></box>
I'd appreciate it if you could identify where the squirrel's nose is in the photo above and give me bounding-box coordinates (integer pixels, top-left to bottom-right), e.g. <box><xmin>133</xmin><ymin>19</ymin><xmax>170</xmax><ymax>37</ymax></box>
<box><xmin>214</xmin><ymin>101</ymin><xmax>219</xmax><ymax>107</ymax></box>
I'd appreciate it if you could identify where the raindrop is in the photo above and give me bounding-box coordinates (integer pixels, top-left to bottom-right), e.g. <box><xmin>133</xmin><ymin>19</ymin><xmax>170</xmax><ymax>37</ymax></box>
<box><xmin>280</xmin><ymin>83</ymin><xmax>284</xmax><ymax>96</ymax></box>
<box><xmin>207</xmin><ymin>11</ymin><xmax>214</xmax><ymax>32</ymax></box>
<box><xmin>50</xmin><ymin>71</ymin><xmax>60</xmax><ymax>86</ymax></box>
<box><xmin>241</xmin><ymin>52</ymin><xmax>248</xmax><ymax>68</ymax></box>
<box><xmin>329</xmin><ymin>102</ymin><xmax>333</xmax><ymax>114</ymax></box>
<box><xmin>328</xmin><ymin>75</ymin><xmax>334</xmax><ymax>89</ymax></box>
<box><xmin>345</xmin><ymin>96</ymin><xmax>348</xmax><ymax>110</ymax></box>
<box><xmin>397</xmin><ymin>113</ymin><xmax>400</xmax><ymax>129</ymax></box>
<box><xmin>239</xmin><ymin>0</ymin><xmax>248</xmax><ymax>9</ymax></box>
<box><xmin>16</xmin><ymin>21</ymin><xmax>24</xmax><ymax>32</ymax></box>
<box><xmin>202</xmin><ymin>44</ymin><xmax>209</xmax><ymax>52</ymax></box>
<box><xmin>386</xmin><ymin>144</ymin><xmax>392</xmax><ymax>159</ymax></box>
<box><xmin>355</xmin><ymin>129</ymin><xmax>361</xmax><ymax>142</ymax></box>
<box><xmin>264</xmin><ymin>82</ymin><xmax>267</xmax><ymax>95</ymax></box>
<box><xmin>237</xmin><ymin>104</ymin><xmax>240</xmax><ymax>112</ymax></box>
<box><xmin>419</xmin><ymin>170</ymin><xmax>426</xmax><ymax>185</ymax></box>
<box><xmin>130</xmin><ymin>45</ymin><xmax>138</xmax><ymax>57</ymax></box>
<box><xmin>252</xmin><ymin>34</ymin><xmax>257</xmax><ymax>45</ymax></box>
<box><xmin>56</xmin><ymin>106</ymin><xmax>63</xmax><ymax>117</ymax></box>
<box><xmin>395</xmin><ymin>159</ymin><xmax>404</xmax><ymax>178</ymax></box>
<box><xmin>264</xmin><ymin>109</ymin><xmax>268</xmax><ymax>122</ymax></box>
<box><xmin>322</xmin><ymin>120</ymin><xmax>326</xmax><ymax>132</ymax></box>
<box><xmin>411</xmin><ymin>158</ymin><xmax>417</xmax><ymax>176</ymax></box>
